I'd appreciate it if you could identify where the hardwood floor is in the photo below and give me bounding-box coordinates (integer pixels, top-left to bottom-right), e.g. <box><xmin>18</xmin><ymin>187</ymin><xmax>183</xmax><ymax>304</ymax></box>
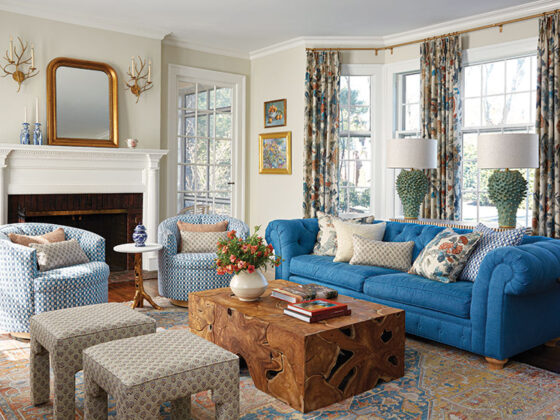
<box><xmin>108</xmin><ymin>271</ymin><xmax>560</xmax><ymax>373</ymax></box>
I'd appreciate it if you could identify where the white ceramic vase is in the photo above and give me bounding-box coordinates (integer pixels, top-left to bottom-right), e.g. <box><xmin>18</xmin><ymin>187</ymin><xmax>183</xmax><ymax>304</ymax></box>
<box><xmin>230</xmin><ymin>270</ymin><xmax>268</xmax><ymax>301</ymax></box>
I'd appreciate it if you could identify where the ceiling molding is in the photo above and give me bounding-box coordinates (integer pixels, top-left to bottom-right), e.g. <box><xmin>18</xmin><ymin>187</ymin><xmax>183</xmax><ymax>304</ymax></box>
<box><xmin>248</xmin><ymin>0</ymin><xmax>560</xmax><ymax>59</ymax></box>
<box><xmin>0</xmin><ymin>1</ymin><xmax>169</xmax><ymax>40</ymax></box>
<box><xmin>163</xmin><ymin>37</ymin><xmax>250</xmax><ymax>60</ymax></box>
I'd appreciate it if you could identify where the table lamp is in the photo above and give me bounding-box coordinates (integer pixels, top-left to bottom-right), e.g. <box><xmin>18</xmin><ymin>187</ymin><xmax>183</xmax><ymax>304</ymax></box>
<box><xmin>477</xmin><ymin>133</ymin><xmax>538</xmax><ymax>228</ymax></box>
<box><xmin>386</xmin><ymin>138</ymin><xmax>438</xmax><ymax>219</ymax></box>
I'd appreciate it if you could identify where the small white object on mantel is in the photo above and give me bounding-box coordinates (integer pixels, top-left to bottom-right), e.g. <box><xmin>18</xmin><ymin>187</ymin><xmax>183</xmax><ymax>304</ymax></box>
<box><xmin>0</xmin><ymin>143</ymin><xmax>168</xmax><ymax>271</ymax></box>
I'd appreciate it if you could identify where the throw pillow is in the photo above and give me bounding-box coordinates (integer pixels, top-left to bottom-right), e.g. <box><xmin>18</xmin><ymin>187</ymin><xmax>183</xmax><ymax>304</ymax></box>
<box><xmin>29</xmin><ymin>239</ymin><xmax>89</xmax><ymax>272</ymax></box>
<box><xmin>350</xmin><ymin>235</ymin><xmax>414</xmax><ymax>272</ymax></box>
<box><xmin>180</xmin><ymin>230</ymin><xmax>229</xmax><ymax>253</ymax></box>
<box><xmin>177</xmin><ymin>220</ymin><xmax>228</xmax><ymax>232</ymax></box>
<box><xmin>333</xmin><ymin>220</ymin><xmax>386</xmax><ymax>263</ymax></box>
<box><xmin>409</xmin><ymin>228</ymin><xmax>483</xmax><ymax>283</ymax></box>
<box><xmin>460</xmin><ymin>223</ymin><xmax>525</xmax><ymax>282</ymax></box>
<box><xmin>313</xmin><ymin>211</ymin><xmax>375</xmax><ymax>256</ymax></box>
<box><xmin>8</xmin><ymin>227</ymin><xmax>65</xmax><ymax>247</ymax></box>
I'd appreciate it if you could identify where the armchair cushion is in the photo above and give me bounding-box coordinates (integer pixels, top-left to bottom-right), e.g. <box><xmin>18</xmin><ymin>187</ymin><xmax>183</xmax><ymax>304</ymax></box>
<box><xmin>30</xmin><ymin>239</ymin><xmax>89</xmax><ymax>272</ymax></box>
<box><xmin>8</xmin><ymin>227</ymin><xmax>65</xmax><ymax>247</ymax></box>
<box><xmin>172</xmin><ymin>253</ymin><xmax>218</xmax><ymax>270</ymax></box>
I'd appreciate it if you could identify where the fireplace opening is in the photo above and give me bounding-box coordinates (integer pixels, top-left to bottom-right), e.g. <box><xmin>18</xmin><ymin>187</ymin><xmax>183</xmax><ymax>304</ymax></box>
<box><xmin>8</xmin><ymin>194</ymin><xmax>143</xmax><ymax>271</ymax></box>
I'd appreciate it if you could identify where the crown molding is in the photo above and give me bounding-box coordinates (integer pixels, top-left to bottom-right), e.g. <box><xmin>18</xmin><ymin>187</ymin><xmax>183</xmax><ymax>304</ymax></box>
<box><xmin>163</xmin><ymin>37</ymin><xmax>250</xmax><ymax>60</ymax></box>
<box><xmin>0</xmin><ymin>1</ymin><xmax>169</xmax><ymax>40</ymax></box>
<box><xmin>248</xmin><ymin>0</ymin><xmax>560</xmax><ymax>59</ymax></box>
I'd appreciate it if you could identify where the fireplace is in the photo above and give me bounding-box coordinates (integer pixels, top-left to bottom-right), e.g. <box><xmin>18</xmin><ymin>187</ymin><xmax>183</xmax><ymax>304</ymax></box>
<box><xmin>8</xmin><ymin>193</ymin><xmax>143</xmax><ymax>271</ymax></box>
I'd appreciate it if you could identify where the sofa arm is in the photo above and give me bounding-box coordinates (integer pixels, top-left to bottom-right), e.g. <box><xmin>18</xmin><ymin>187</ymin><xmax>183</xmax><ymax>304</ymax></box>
<box><xmin>0</xmin><ymin>239</ymin><xmax>38</xmax><ymax>332</ymax></box>
<box><xmin>265</xmin><ymin>218</ymin><xmax>319</xmax><ymax>280</ymax></box>
<box><xmin>78</xmin><ymin>231</ymin><xmax>106</xmax><ymax>262</ymax></box>
<box><xmin>476</xmin><ymin>241</ymin><xmax>560</xmax><ymax>297</ymax></box>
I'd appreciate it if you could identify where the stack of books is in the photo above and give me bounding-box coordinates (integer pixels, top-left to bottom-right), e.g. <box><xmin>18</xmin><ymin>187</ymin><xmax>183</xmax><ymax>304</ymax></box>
<box><xmin>283</xmin><ymin>299</ymin><xmax>351</xmax><ymax>323</ymax></box>
<box><xmin>271</xmin><ymin>283</ymin><xmax>338</xmax><ymax>303</ymax></box>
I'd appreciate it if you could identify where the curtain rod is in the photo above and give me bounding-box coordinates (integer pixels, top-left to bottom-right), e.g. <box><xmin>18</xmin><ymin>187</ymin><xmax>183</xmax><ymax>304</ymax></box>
<box><xmin>307</xmin><ymin>8</ymin><xmax>559</xmax><ymax>55</ymax></box>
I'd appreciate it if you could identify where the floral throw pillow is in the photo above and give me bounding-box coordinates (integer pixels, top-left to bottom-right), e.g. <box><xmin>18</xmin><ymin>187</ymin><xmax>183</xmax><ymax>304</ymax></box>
<box><xmin>313</xmin><ymin>212</ymin><xmax>375</xmax><ymax>256</ymax></box>
<box><xmin>409</xmin><ymin>228</ymin><xmax>483</xmax><ymax>283</ymax></box>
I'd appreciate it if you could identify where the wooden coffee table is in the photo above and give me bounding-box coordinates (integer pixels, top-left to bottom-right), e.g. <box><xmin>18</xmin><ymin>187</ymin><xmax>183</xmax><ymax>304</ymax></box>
<box><xmin>189</xmin><ymin>279</ymin><xmax>405</xmax><ymax>413</ymax></box>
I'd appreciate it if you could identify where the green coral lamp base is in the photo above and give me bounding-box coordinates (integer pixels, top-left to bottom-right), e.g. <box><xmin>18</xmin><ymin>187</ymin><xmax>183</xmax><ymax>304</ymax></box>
<box><xmin>488</xmin><ymin>169</ymin><xmax>527</xmax><ymax>229</ymax></box>
<box><xmin>396</xmin><ymin>169</ymin><xmax>429</xmax><ymax>219</ymax></box>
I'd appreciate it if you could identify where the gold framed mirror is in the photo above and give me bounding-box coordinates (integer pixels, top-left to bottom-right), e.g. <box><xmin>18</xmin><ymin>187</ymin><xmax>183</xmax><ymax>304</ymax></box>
<box><xmin>47</xmin><ymin>57</ymin><xmax>119</xmax><ymax>147</ymax></box>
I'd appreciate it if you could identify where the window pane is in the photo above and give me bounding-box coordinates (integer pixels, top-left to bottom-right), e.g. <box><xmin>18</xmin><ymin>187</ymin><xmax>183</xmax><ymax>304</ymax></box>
<box><xmin>196</xmin><ymin>138</ymin><xmax>209</xmax><ymax>163</ymax></box>
<box><xmin>464</xmin><ymin>65</ymin><xmax>481</xmax><ymax>98</ymax></box>
<box><xmin>194</xmin><ymin>166</ymin><xmax>208</xmax><ymax>191</ymax></box>
<box><xmin>348</xmin><ymin>188</ymin><xmax>370</xmax><ymax>212</ymax></box>
<box><xmin>483</xmin><ymin>61</ymin><xmax>505</xmax><ymax>96</ymax></box>
<box><xmin>531</xmin><ymin>56</ymin><xmax>537</xmax><ymax>91</ymax></box>
<box><xmin>506</xmin><ymin>57</ymin><xmax>531</xmax><ymax>93</ymax></box>
<box><xmin>339</xmin><ymin>189</ymin><xmax>349</xmax><ymax>214</ymax></box>
<box><xmin>216</xmin><ymin>113</ymin><xmax>232</xmax><ymax>138</ymax></box>
<box><xmin>350</xmin><ymin>76</ymin><xmax>370</xmax><ymax>106</ymax></box>
<box><xmin>184</xmin><ymin>117</ymin><xmax>195</xmax><ymax>136</ymax></box>
<box><xmin>346</xmin><ymin>136</ymin><xmax>372</xmax><ymax>160</ymax></box>
<box><xmin>482</xmin><ymin>95</ymin><xmax>504</xmax><ymax>126</ymax></box>
<box><xmin>213</xmin><ymin>165</ymin><xmax>231</xmax><ymax>191</ymax></box>
<box><xmin>462</xmin><ymin>191</ymin><xmax>477</xmax><ymax>222</ymax></box>
<box><xmin>346</xmin><ymin>160</ymin><xmax>371</xmax><ymax>188</ymax></box>
<box><xmin>349</xmin><ymin>106</ymin><xmax>370</xmax><ymax>131</ymax></box>
<box><xmin>215</xmin><ymin>140</ymin><xmax>231</xmax><ymax>165</ymax></box>
<box><xmin>184</xmin><ymin>93</ymin><xmax>196</xmax><ymax>109</ymax></box>
<box><xmin>505</xmin><ymin>92</ymin><xmax>531</xmax><ymax>124</ymax></box>
<box><xmin>197</xmin><ymin>115</ymin><xmax>209</xmax><ymax>137</ymax></box>
<box><xmin>197</xmin><ymin>86</ymin><xmax>211</xmax><ymax>110</ymax></box>
<box><xmin>464</xmin><ymin>98</ymin><xmax>481</xmax><ymax>127</ymax></box>
<box><xmin>405</xmin><ymin>104</ymin><xmax>420</xmax><ymax>132</ymax></box>
<box><xmin>340</xmin><ymin>108</ymin><xmax>349</xmax><ymax>131</ymax></box>
<box><xmin>479</xmin><ymin>191</ymin><xmax>498</xmax><ymax>224</ymax></box>
<box><xmin>183</xmin><ymin>137</ymin><xmax>196</xmax><ymax>165</ymax></box>
<box><xmin>215</xmin><ymin>88</ymin><xmax>232</xmax><ymax>108</ymax></box>
<box><xmin>405</xmin><ymin>74</ymin><xmax>420</xmax><ymax>103</ymax></box>
<box><xmin>340</xmin><ymin>76</ymin><xmax>349</xmax><ymax>106</ymax></box>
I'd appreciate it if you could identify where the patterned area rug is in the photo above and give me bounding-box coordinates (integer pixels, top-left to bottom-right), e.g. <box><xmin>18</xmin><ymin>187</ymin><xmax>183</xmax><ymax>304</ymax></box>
<box><xmin>1</xmin><ymin>306</ymin><xmax>560</xmax><ymax>419</ymax></box>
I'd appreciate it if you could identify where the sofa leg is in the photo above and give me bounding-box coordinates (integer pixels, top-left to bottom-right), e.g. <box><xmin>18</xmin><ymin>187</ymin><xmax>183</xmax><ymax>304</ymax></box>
<box><xmin>545</xmin><ymin>337</ymin><xmax>560</xmax><ymax>348</ymax></box>
<box><xmin>10</xmin><ymin>332</ymin><xmax>30</xmax><ymax>341</ymax></box>
<box><xmin>485</xmin><ymin>357</ymin><xmax>508</xmax><ymax>370</ymax></box>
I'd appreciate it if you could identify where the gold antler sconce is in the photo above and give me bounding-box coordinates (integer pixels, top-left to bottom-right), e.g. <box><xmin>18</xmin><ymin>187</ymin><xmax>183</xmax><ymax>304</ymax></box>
<box><xmin>125</xmin><ymin>56</ymin><xmax>152</xmax><ymax>103</ymax></box>
<box><xmin>2</xmin><ymin>36</ymin><xmax>38</xmax><ymax>92</ymax></box>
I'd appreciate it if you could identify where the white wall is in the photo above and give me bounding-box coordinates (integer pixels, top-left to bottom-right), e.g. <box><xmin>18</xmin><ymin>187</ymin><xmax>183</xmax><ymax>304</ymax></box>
<box><xmin>248</xmin><ymin>47</ymin><xmax>306</xmax><ymax>229</ymax></box>
<box><xmin>0</xmin><ymin>10</ymin><xmax>161</xmax><ymax>148</ymax></box>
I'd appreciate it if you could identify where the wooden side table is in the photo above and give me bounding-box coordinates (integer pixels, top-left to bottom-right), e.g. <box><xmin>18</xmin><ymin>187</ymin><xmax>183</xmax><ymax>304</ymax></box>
<box><xmin>113</xmin><ymin>243</ymin><xmax>163</xmax><ymax>310</ymax></box>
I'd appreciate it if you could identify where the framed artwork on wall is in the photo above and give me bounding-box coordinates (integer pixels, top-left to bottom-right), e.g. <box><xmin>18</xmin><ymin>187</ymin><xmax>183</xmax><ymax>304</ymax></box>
<box><xmin>259</xmin><ymin>131</ymin><xmax>292</xmax><ymax>174</ymax></box>
<box><xmin>264</xmin><ymin>99</ymin><xmax>287</xmax><ymax>128</ymax></box>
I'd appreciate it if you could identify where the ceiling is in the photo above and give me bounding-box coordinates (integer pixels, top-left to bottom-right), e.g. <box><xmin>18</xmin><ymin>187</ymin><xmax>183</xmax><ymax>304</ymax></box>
<box><xmin>0</xmin><ymin>0</ymin><xmax>551</xmax><ymax>56</ymax></box>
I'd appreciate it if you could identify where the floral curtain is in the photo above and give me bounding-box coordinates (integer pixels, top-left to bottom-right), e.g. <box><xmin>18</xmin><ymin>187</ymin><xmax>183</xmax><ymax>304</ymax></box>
<box><xmin>533</xmin><ymin>14</ymin><xmax>560</xmax><ymax>238</ymax></box>
<box><xmin>303</xmin><ymin>51</ymin><xmax>341</xmax><ymax>218</ymax></box>
<box><xmin>420</xmin><ymin>36</ymin><xmax>462</xmax><ymax>220</ymax></box>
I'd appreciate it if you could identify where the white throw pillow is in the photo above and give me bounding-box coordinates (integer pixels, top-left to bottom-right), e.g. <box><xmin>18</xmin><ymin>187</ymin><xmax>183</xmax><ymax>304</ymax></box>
<box><xmin>333</xmin><ymin>220</ymin><xmax>386</xmax><ymax>262</ymax></box>
<box><xmin>29</xmin><ymin>239</ymin><xmax>89</xmax><ymax>272</ymax></box>
<box><xmin>180</xmin><ymin>230</ymin><xmax>229</xmax><ymax>253</ymax></box>
<box><xmin>313</xmin><ymin>211</ymin><xmax>375</xmax><ymax>256</ymax></box>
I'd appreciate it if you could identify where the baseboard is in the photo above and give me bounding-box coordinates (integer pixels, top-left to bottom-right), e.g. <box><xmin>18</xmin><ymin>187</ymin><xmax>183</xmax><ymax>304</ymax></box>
<box><xmin>144</xmin><ymin>253</ymin><xmax>158</xmax><ymax>271</ymax></box>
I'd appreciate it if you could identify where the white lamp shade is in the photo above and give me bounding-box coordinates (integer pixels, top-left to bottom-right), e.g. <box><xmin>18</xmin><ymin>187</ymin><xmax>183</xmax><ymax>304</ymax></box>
<box><xmin>386</xmin><ymin>138</ymin><xmax>438</xmax><ymax>169</ymax></box>
<box><xmin>477</xmin><ymin>133</ymin><xmax>539</xmax><ymax>169</ymax></box>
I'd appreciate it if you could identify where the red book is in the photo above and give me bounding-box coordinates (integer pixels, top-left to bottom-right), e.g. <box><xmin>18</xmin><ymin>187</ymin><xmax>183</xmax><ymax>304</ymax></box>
<box><xmin>284</xmin><ymin>307</ymin><xmax>352</xmax><ymax>323</ymax></box>
<box><xmin>287</xmin><ymin>299</ymin><xmax>347</xmax><ymax>317</ymax></box>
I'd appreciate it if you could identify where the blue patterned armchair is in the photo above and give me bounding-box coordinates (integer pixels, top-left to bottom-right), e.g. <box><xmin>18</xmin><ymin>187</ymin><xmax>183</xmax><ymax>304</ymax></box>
<box><xmin>0</xmin><ymin>223</ymin><xmax>110</xmax><ymax>333</ymax></box>
<box><xmin>158</xmin><ymin>214</ymin><xmax>249</xmax><ymax>305</ymax></box>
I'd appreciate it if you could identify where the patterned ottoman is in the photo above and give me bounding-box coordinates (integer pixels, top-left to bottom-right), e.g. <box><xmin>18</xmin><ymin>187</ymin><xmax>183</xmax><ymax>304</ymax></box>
<box><xmin>83</xmin><ymin>330</ymin><xmax>240</xmax><ymax>419</ymax></box>
<box><xmin>30</xmin><ymin>303</ymin><xmax>156</xmax><ymax>419</ymax></box>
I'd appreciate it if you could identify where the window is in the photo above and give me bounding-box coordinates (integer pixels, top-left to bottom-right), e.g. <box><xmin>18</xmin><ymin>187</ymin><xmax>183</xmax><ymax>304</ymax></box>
<box><xmin>338</xmin><ymin>75</ymin><xmax>373</xmax><ymax>215</ymax></box>
<box><xmin>177</xmin><ymin>83</ymin><xmax>234</xmax><ymax>215</ymax></box>
<box><xmin>396</xmin><ymin>72</ymin><xmax>421</xmax><ymax>137</ymax></box>
<box><xmin>462</xmin><ymin>55</ymin><xmax>537</xmax><ymax>227</ymax></box>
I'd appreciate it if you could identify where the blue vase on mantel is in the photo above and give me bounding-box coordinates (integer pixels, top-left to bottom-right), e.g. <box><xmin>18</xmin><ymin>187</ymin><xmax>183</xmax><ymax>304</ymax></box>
<box><xmin>33</xmin><ymin>122</ymin><xmax>43</xmax><ymax>145</ymax></box>
<box><xmin>132</xmin><ymin>224</ymin><xmax>147</xmax><ymax>247</ymax></box>
<box><xmin>20</xmin><ymin>122</ymin><xmax>30</xmax><ymax>145</ymax></box>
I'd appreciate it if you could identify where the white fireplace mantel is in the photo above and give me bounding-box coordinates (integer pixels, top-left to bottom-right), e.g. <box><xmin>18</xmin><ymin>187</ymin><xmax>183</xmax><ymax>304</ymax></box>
<box><xmin>0</xmin><ymin>143</ymin><xmax>168</xmax><ymax>271</ymax></box>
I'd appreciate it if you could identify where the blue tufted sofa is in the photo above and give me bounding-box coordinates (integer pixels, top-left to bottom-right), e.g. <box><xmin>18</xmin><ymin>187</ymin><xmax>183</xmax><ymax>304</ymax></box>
<box><xmin>158</xmin><ymin>214</ymin><xmax>249</xmax><ymax>305</ymax></box>
<box><xmin>0</xmin><ymin>223</ymin><xmax>110</xmax><ymax>333</ymax></box>
<box><xmin>266</xmin><ymin>218</ymin><xmax>560</xmax><ymax>365</ymax></box>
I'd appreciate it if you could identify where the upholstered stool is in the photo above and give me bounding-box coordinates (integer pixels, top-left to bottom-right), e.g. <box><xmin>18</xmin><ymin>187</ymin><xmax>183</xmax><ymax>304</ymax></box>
<box><xmin>83</xmin><ymin>330</ymin><xmax>239</xmax><ymax>419</ymax></box>
<box><xmin>30</xmin><ymin>302</ymin><xmax>156</xmax><ymax>419</ymax></box>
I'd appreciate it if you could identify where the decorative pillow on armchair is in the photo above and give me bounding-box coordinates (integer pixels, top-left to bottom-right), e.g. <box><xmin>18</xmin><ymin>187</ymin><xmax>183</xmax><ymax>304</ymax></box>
<box><xmin>180</xmin><ymin>231</ymin><xmax>229</xmax><ymax>253</ymax></box>
<box><xmin>313</xmin><ymin>211</ymin><xmax>375</xmax><ymax>256</ymax></box>
<box><xmin>29</xmin><ymin>239</ymin><xmax>89</xmax><ymax>272</ymax></box>
<box><xmin>409</xmin><ymin>228</ymin><xmax>482</xmax><ymax>283</ymax></box>
<box><xmin>8</xmin><ymin>227</ymin><xmax>65</xmax><ymax>247</ymax></box>
<box><xmin>460</xmin><ymin>223</ymin><xmax>525</xmax><ymax>282</ymax></box>
<box><xmin>177</xmin><ymin>220</ymin><xmax>228</xmax><ymax>232</ymax></box>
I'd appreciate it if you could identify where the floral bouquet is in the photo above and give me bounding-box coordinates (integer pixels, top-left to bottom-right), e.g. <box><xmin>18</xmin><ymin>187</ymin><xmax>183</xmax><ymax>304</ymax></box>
<box><xmin>216</xmin><ymin>226</ymin><xmax>281</xmax><ymax>275</ymax></box>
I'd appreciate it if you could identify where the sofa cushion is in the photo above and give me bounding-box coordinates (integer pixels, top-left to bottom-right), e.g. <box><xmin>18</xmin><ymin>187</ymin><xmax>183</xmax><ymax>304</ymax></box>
<box><xmin>363</xmin><ymin>273</ymin><xmax>473</xmax><ymax>319</ymax></box>
<box><xmin>290</xmin><ymin>254</ymin><xmax>398</xmax><ymax>292</ymax></box>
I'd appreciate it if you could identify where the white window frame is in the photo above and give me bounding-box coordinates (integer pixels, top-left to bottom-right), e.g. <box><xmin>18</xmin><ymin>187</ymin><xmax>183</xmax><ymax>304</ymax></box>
<box><xmin>167</xmin><ymin>64</ymin><xmax>246</xmax><ymax>219</ymax></box>
<box><xmin>339</xmin><ymin>64</ymin><xmax>383</xmax><ymax>217</ymax></box>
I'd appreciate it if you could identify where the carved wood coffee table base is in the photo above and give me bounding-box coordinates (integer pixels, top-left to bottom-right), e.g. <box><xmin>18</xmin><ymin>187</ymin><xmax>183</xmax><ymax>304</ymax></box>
<box><xmin>189</xmin><ymin>280</ymin><xmax>405</xmax><ymax>413</ymax></box>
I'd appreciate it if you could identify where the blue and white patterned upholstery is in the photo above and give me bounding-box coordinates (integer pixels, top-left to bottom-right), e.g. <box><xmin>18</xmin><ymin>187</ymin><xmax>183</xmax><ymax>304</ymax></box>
<box><xmin>158</xmin><ymin>214</ymin><xmax>249</xmax><ymax>302</ymax></box>
<box><xmin>0</xmin><ymin>223</ymin><xmax>109</xmax><ymax>333</ymax></box>
<box><xmin>460</xmin><ymin>223</ymin><xmax>525</xmax><ymax>282</ymax></box>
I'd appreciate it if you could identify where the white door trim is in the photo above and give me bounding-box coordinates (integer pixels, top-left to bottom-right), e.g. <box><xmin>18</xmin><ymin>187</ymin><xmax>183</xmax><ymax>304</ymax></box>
<box><xmin>167</xmin><ymin>64</ymin><xmax>246</xmax><ymax>219</ymax></box>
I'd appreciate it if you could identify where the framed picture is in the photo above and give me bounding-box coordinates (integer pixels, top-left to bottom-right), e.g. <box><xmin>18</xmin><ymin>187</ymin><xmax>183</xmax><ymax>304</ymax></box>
<box><xmin>264</xmin><ymin>99</ymin><xmax>287</xmax><ymax>128</ymax></box>
<box><xmin>259</xmin><ymin>131</ymin><xmax>292</xmax><ymax>174</ymax></box>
